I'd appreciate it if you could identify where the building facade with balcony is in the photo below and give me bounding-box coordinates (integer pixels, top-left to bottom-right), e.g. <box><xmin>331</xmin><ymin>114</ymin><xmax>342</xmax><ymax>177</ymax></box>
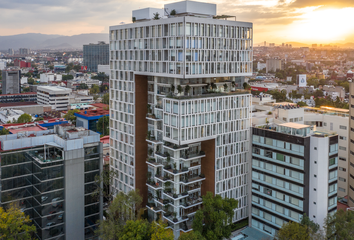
<box><xmin>0</xmin><ymin>124</ymin><xmax>103</xmax><ymax>240</ymax></box>
<box><xmin>251</xmin><ymin>123</ymin><xmax>338</xmax><ymax>236</ymax></box>
<box><xmin>37</xmin><ymin>86</ymin><xmax>72</xmax><ymax>111</ymax></box>
<box><xmin>109</xmin><ymin>0</ymin><xmax>253</xmax><ymax>238</ymax></box>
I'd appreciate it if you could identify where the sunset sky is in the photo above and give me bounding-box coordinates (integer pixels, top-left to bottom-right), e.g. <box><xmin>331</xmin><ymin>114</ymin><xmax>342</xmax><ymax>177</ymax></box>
<box><xmin>0</xmin><ymin>0</ymin><xmax>353</xmax><ymax>44</ymax></box>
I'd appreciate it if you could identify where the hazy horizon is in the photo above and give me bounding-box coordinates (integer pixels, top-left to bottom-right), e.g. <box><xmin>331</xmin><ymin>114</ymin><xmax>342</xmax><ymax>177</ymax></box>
<box><xmin>1</xmin><ymin>0</ymin><xmax>353</xmax><ymax>44</ymax></box>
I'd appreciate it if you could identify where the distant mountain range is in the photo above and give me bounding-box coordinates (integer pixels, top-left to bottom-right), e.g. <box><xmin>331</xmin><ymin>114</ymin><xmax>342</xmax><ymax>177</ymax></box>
<box><xmin>0</xmin><ymin>33</ymin><xmax>109</xmax><ymax>50</ymax></box>
<box><xmin>255</xmin><ymin>41</ymin><xmax>354</xmax><ymax>48</ymax></box>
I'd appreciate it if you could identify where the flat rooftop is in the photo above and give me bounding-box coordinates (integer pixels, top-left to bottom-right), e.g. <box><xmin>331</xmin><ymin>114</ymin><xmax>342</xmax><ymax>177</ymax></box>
<box><xmin>76</xmin><ymin>109</ymin><xmax>109</xmax><ymax>118</ymax></box>
<box><xmin>37</xmin><ymin>86</ymin><xmax>71</xmax><ymax>92</ymax></box>
<box><xmin>0</xmin><ymin>102</ymin><xmax>38</xmax><ymax>107</ymax></box>
<box><xmin>0</xmin><ymin>92</ymin><xmax>37</xmax><ymax>96</ymax></box>
<box><xmin>278</xmin><ymin>122</ymin><xmax>310</xmax><ymax>129</ymax></box>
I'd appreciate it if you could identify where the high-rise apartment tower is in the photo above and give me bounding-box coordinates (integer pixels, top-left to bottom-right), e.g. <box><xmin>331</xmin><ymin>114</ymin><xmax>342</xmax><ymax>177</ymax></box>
<box><xmin>109</xmin><ymin>0</ymin><xmax>253</xmax><ymax>237</ymax></box>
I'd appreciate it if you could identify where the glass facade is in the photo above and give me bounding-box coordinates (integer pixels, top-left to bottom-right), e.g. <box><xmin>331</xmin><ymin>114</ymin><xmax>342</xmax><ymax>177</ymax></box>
<box><xmin>84</xmin><ymin>146</ymin><xmax>100</xmax><ymax>240</ymax></box>
<box><xmin>1</xmin><ymin>147</ymin><xmax>65</xmax><ymax>239</ymax></box>
<box><xmin>83</xmin><ymin>43</ymin><xmax>109</xmax><ymax>73</ymax></box>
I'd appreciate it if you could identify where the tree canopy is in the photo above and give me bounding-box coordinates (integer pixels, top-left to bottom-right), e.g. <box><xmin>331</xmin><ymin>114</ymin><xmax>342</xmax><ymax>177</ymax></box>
<box><xmin>102</xmin><ymin>93</ymin><xmax>109</xmax><ymax>105</ymax></box>
<box><xmin>178</xmin><ymin>231</ymin><xmax>205</xmax><ymax>240</ymax></box>
<box><xmin>64</xmin><ymin>109</ymin><xmax>80</xmax><ymax>124</ymax></box>
<box><xmin>97</xmin><ymin>116</ymin><xmax>109</xmax><ymax>136</ymax></box>
<box><xmin>95</xmin><ymin>190</ymin><xmax>143</xmax><ymax>240</ymax></box>
<box><xmin>192</xmin><ymin>192</ymin><xmax>238</xmax><ymax>240</ymax></box>
<box><xmin>77</xmin><ymin>83</ymin><xmax>89</xmax><ymax>90</ymax></box>
<box><xmin>325</xmin><ymin>209</ymin><xmax>354</xmax><ymax>240</ymax></box>
<box><xmin>0</xmin><ymin>128</ymin><xmax>10</xmax><ymax>135</ymax></box>
<box><xmin>17</xmin><ymin>113</ymin><xmax>32</xmax><ymax>123</ymax></box>
<box><xmin>0</xmin><ymin>205</ymin><xmax>36</xmax><ymax>240</ymax></box>
<box><xmin>90</xmin><ymin>84</ymin><xmax>100</xmax><ymax>94</ymax></box>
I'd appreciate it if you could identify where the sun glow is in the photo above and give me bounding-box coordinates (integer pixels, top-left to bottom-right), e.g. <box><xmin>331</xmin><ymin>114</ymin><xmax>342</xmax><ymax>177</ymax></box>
<box><xmin>287</xmin><ymin>7</ymin><xmax>354</xmax><ymax>43</ymax></box>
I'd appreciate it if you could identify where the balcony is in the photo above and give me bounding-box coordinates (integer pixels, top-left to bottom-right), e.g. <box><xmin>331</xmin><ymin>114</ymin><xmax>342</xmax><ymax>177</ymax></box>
<box><xmin>180</xmin><ymin>174</ymin><xmax>205</xmax><ymax>185</ymax></box>
<box><xmin>146</xmin><ymin>158</ymin><xmax>163</xmax><ymax>167</ymax></box>
<box><xmin>163</xmin><ymin>214</ymin><xmax>189</xmax><ymax>224</ymax></box>
<box><xmin>146</xmin><ymin>203</ymin><xmax>164</xmax><ymax>213</ymax></box>
<box><xmin>180</xmin><ymin>197</ymin><xmax>203</xmax><ymax>209</ymax></box>
<box><xmin>163</xmin><ymin>142</ymin><xmax>189</xmax><ymax>152</ymax></box>
<box><xmin>146</xmin><ymin>113</ymin><xmax>163</xmax><ymax>121</ymax></box>
<box><xmin>163</xmin><ymin>191</ymin><xmax>189</xmax><ymax>201</ymax></box>
<box><xmin>180</xmin><ymin>151</ymin><xmax>206</xmax><ymax>161</ymax></box>
<box><xmin>146</xmin><ymin>181</ymin><xmax>162</xmax><ymax>190</ymax></box>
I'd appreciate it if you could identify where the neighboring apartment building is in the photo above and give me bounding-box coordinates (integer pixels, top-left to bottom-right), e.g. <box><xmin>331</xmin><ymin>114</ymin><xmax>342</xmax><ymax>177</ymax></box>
<box><xmin>304</xmin><ymin>106</ymin><xmax>349</xmax><ymax>198</ymax></box>
<box><xmin>251</xmin><ymin>123</ymin><xmax>338</xmax><ymax>236</ymax></box>
<box><xmin>37</xmin><ymin>86</ymin><xmax>72</xmax><ymax>111</ymax></box>
<box><xmin>83</xmin><ymin>42</ymin><xmax>109</xmax><ymax>72</ymax></box>
<box><xmin>348</xmin><ymin>83</ymin><xmax>354</xmax><ymax>207</ymax></box>
<box><xmin>2</xmin><ymin>70</ymin><xmax>21</xmax><ymax>94</ymax></box>
<box><xmin>19</xmin><ymin>48</ymin><xmax>31</xmax><ymax>55</ymax></box>
<box><xmin>0</xmin><ymin>92</ymin><xmax>37</xmax><ymax>103</ymax></box>
<box><xmin>0</xmin><ymin>124</ymin><xmax>103</xmax><ymax>240</ymax></box>
<box><xmin>266</xmin><ymin>59</ymin><xmax>282</xmax><ymax>73</ymax></box>
<box><xmin>109</xmin><ymin>0</ymin><xmax>253</xmax><ymax>238</ymax></box>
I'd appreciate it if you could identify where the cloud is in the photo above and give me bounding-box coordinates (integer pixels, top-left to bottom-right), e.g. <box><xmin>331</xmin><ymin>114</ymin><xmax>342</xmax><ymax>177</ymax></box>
<box><xmin>289</xmin><ymin>0</ymin><xmax>354</xmax><ymax>8</ymax></box>
<box><xmin>0</xmin><ymin>0</ymin><xmax>353</xmax><ymax>43</ymax></box>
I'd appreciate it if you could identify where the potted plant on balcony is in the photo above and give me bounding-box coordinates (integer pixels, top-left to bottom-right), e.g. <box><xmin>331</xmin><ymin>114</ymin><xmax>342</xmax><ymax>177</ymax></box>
<box><xmin>199</xmin><ymin>150</ymin><xmax>205</xmax><ymax>155</ymax></box>
<box><xmin>223</xmin><ymin>83</ymin><xmax>228</xmax><ymax>92</ymax></box>
<box><xmin>173</xmin><ymin>212</ymin><xmax>178</xmax><ymax>222</ymax></box>
<box><xmin>173</xmin><ymin>163</ymin><xmax>178</xmax><ymax>173</ymax></box>
<box><xmin>199</xmin><ymin>173</ymin><xmax>205</xmax><ymax>178</ymax></box>
<box><xmin>155</xmin><ymin>168</ymin><xmax>160</xmax><ymax>177</ymax></box>
<box><xmin>163</xmin><ymin>199</ymin><xmax>169</xmax><ymax>205</ymax></box>
<box><xmin>177</xmin><ymin>85</ymin><xmax>183</xmax><ymax>96</ymax></box>
<box><xmin>146</xmin><ymin>130</ymin><xmax>151</xmax><ymax>140</ymax></box>
<box><xmin>171</xmin><ymin>84</ymin><xmax>175</xmax><ymax>93</ymax></box>
<box><xmin>185</xmin><ymin>85</ymin><xmax>191</xmax><ymax>96</ymax></box>
<box><xmin>148</xmin><ymin>148</ymin><xmax>153</xmax><ymax>156</ymax></box>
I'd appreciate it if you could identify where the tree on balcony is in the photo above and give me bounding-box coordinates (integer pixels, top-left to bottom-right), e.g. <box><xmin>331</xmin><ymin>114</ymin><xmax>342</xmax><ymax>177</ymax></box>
<box><xmin>192</xmin><ymin>192</ymin><xmax>238</xmax><ymax>240</ymax></box>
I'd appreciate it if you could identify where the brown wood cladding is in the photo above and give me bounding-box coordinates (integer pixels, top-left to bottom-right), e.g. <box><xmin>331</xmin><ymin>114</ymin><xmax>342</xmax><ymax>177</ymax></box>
<box><xmin>201</xmin><ymin>139</ymin><xmax>215</xmax><ymax>196</ymax></box>
<box><xmin>134</xmin><ymin>75</ymin><xmax>148</xmax><ymax>205</ymax></box>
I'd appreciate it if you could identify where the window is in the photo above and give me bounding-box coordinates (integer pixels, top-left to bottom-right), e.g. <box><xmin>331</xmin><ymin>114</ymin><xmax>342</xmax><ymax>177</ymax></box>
<box><xmin>264</xmin><ymin>188</ymin><xmax>272</xmax><ymax>195</ymax></box>
<box><xmin>276</xmin><ymin>192</ymin><xmax>284</xmax><ymax>200</ymax></box>
<box><xmin>252</xmin><ymin>195</ymin><xmax>259</xmax><ymax>203</ymax></box>
<box><xmin>339</xmin><ymin>146</ymin><xmax>346</xmax><ymax>151</ymax></box>
<box><xmin>339</xmin><ymin>157</ymin><xmax>346</xmax><ymax>161</ymax></box>
<box><xmin>276</xmin><ymin>153</ymin><xmax>284</xmax><ymax>161</ymax></box>
<box><xmin>253</xmin><ymin>135</ymin><xmax>260</xmax><ymax>143</ymax></box>
<box><xmin>291</xmin><ymin>157</ymin><xmax>300</xmax><ymax>166</ymax></box>
<box><xmin>275</xmin><ymin>205</ymin><xmax>284</xmax><ymax>214</ymax></box>
<box><xmin>252</xmin><ymin>147</ymin><xmax>260</xmax><ymax>154</ymax></box>
<box><xmin>252</xmin><ymin>207</ymin><xmax>259</xmax><ymax>215</ymax></box>
<box><xmin>264</xmin><ymin>212</ymin><xmax>272</xmax><ymax>221</ymax></box>
<box><xmin>339</xmin><ymin>177</ymin><xmax>346</xmax><ymax>182</ymax></box>
<box><xmin>329</xmin><ymin>158</ymin><xmax>336</xmax><ymax>166</ymax></box>
<box><xmin>339</xmin><ymin>136</ymin><xmax>347</xmax><ymax>140</ymax></box>
<box><xmin>276</xmin><ymin>166</ymin><xmax>285</xmax><ymax>175</ymax></box>
<box><xmin>265</xmin><ymin>138</ymin><xmax>273</xmax><ymax>146</ymax></box>
<box><xmin>339</xmin><ymin>187</ymin><xmax>346</xmax><ymax>192</ymax></box>
<box><xmin>290</xmin><ymin>197</ymin><xmax>299</xmax><ymax>206</ymax></box>
<box><xmin>339</xmin><ymin>167</ymin><xmax>346</xmax><ymax>172</ymax></box>
<box><xmin>340</xmin><ymin>125</ymin><xmax>347</xmax><ymax>130</ymax></box>
<box><xmin>265</xmin><ymin>150</ymin><xmax>272</xmax><ymax>158</ymax></box>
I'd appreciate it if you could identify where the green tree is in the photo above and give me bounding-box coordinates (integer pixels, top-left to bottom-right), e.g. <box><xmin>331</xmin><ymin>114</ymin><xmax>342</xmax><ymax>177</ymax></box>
<box><xmin>64</xmin><ymin>109</ymin><xmax>80</xmax><ymax>124</ymax></box>
<box><xmin>73</xmin><ymin>65</ymin><xmax>81</xmax><ymax>72</ymax></box>
<box><xmin>297</xmin><ymin>101</ymin><xmax>308</xmax><ymax>107</ymax></box>
<box><xmin>102</xmin><ymin>93</ymin><xmax>109</xmax><ymax>105</ymax></box>
<box><xmin>0</xmin><ymin>205</ymin><xmax>36</xmax><ymax>240</ymax></box>
<box><xmin>149</xmin><ymin>221</ymin><xmax>174</xmax><ymax>240</ymax></box>
<box><xmin>243</xmin><ymin>82</ymin><xmax>250</xmax><ymax>90</ymax></box>
<box><xmin>27</xmin><ymin>78</ymin><xmax>35</xmax><ymax>85</ymax></box>
<box><xmin>192</xmin><ymin>192</ymin><xmax>238</xmax><ymax>240</ymax></box>
<box><xmin>97</xmin><ymin>116</ymin><xmax>109</xmax><ymax>136</ymax></box>
<box><xmin>275</xmin><ymin>221</ymin><xmax>309</xmax><ymax>240</ymax></box>
<box><xmin>17</xmin><ymin>113</ymin><xmax>32</xmax><ymax>123</ymax></box>
<box><xmin>77</xmin><ymin>83</ymin><xmax>88</xmax><ymax>90</ymax></box>
<box><xmin>325</xmin><ymin>209</ymin><xmax>354</xmax><ymax>240</ymax></box>
<box><xmin>177</xmin><ymin>85</ymin><xmax>183</xmax><ymax>95</ymax></box>
<box><xmin>48</xmin><ymin>65</ymin><xmax>54</xmax><ymax>70</ymax></box>
<box><xmin>22</xmin><ymin>87</ymin><xmax>30</xmax><ymax>93</ymax></box>
<box><xmin>90</xmin><ymin>84</ymin><xmax>100</xmax><ymax>94</ymax></box>
<box><xmin>0</xmin><ymin>128</ymin><xmax>10</xmax><ymax>135</ymax></box>
<box><xmin>62</xmin><ymin>75</ymin><xmax>74</xmax><ymax>80</ymax></box>
<box><xmin>178</xmin><ymin>231</ymin><xmax>206</xmax><ymax>240</ymax></box>
<box><xmin>92</xmin><ymin>169</ymin><xmax>118</xmax><ymax>203</ymax></box>
<box><xmin>96</xmin><ymin>190</ymin><xmax>143</xmax><ymax>240</ymax></box>
<box><xmin>119</xmin><ymin>219</ymin><xmax>150</xmax><ymax>240</ymax></box>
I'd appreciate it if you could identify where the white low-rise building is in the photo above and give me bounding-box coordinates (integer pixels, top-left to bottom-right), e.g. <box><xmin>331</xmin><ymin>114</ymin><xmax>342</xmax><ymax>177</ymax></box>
<box><xmin>40</xmin><ymin>73</ymin><xmax>62</xmax><ymax>83</ymax></box>
<box><xmin>37</xmin><ymin>86</ymin><xmax>72</xmax><ymax>111</ymax></box>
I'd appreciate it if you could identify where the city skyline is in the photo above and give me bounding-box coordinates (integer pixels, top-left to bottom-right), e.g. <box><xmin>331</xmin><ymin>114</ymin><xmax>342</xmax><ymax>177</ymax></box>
<box><xmin>0</xmin><ymin>0</ymin><xmax>353</xmax><ymax>44</ymax></box>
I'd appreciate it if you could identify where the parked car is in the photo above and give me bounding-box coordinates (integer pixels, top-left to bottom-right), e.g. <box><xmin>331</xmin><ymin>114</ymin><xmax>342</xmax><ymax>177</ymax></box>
<box><xmin>46</xmin><ymin>222</ymin><xmax>56</xmax><ymax>228</ymax></box>
<box><xmin>58</xmin><ymin>214</ymin><xmax>63</xmax><ymax>220</ymax></box>
<box><xmin>52</xmin><ymin>197</ymin><xmax>62</xmax><ymax>207</ymax></box>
